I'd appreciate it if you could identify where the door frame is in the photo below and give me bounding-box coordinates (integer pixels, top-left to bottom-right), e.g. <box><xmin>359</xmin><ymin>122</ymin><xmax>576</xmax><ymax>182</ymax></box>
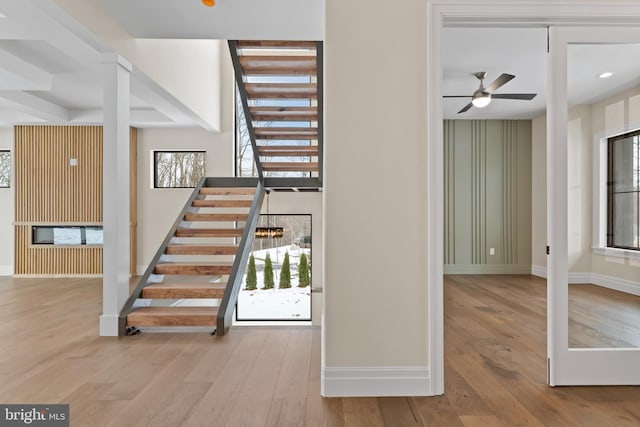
<box><xmin>427</xmin><ymin>0</ymin><xmax>640</xmax><ymax>394</ymax></box>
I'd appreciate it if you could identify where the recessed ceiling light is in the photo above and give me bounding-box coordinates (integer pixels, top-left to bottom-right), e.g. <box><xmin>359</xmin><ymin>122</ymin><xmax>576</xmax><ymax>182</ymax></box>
<box><xmin>598</xmin><ymin>72</ymin><xmax>614</xmax><ymax>79</ymax></box>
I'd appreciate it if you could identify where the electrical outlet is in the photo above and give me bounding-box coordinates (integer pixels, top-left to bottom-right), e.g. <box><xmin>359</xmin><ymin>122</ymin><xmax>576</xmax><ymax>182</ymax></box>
<box><xmin>69</xmin><ymin>158</ymin><xmax>78</xmax><ymax>166</ymax></box>
<box><xmin>489</xmin><ymin>247</ymin><xmax>495</xmax><ymax>256</ymax></box>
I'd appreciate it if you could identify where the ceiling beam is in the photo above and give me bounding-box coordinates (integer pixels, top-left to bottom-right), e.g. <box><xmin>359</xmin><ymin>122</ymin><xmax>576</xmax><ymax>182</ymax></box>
<box><xmin>0</xmin><ymin>50</ymin><xmax>53</xmax><ymax>91</ymax></box>
<box><xmin>0</xmin><ymin>90</ymin><xmax>69</xmax><ymax>122</ymax></box>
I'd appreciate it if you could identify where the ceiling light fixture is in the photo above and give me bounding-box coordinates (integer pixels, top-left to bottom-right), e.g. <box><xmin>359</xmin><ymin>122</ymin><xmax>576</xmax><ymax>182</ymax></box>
<box><xmin>201</xmin><ymin>0</ymin><xmax>215</xmax><ymax>7</ymax></box>
<box><xmin>598</xmin><ymin>71</ymin><xmax>613</xmax><ymax>79</ymax></box>
<box><xmin>471</xmin><ymin>91</ymin><xmax>491</xmax><ymax>108</ymax></box>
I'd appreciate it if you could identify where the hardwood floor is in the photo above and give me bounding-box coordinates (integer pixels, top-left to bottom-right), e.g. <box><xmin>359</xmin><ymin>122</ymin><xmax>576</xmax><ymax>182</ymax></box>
<box><xmin>1</xmin><ymin>275</ymin><xmax>640</xmax><ymax>426</ymax></box>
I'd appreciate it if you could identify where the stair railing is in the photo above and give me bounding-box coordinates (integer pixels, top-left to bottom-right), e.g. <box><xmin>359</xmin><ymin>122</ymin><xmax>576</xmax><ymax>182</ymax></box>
<box><xmin>216</xmin><ymin>178</ymin><xmax>265</xmax><ymax>335</ymax></box>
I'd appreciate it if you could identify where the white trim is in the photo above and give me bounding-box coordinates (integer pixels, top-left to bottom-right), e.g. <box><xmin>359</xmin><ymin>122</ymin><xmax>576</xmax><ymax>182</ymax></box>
<box><xmin>592</xmin><ymin>247</ymin><xmax>640</xmax><ymax>261</ymax></box>
<box><xmin>136</xmin><ymin>265</ymin><xmax>148</xmax><ymax>276</ymax></box>
<box><xmin>444</xmin><ymin>264</ymin><xmax>531</xmax><ymax>275</ymax></box>
<box><xmin>321</xmin><ymin>367</ymin><xmax>430</xmax><ymax>397</ymax></box>
<box><xmin>591</xmin><ymin>273</ymin><xmax>640</xmax><ymax>296</ymax></box>
<box><xmin>427</xmin><ymin>0</ymin><xmax>444</xmax><ymax>396</ymax></box>
<box><xmin>531</xmin><ymin>265</ymin><xmax>547</xmax><ymax>278</ymax></box>
<box><xmin>0</xmin><ymin>266</ymin><xmax>13</xmax><ymax>276</ymax></box>
<box><xmin>529</xmin><ymin>266</ymin><xmax>640</xmax><ymax>296</ymax></box>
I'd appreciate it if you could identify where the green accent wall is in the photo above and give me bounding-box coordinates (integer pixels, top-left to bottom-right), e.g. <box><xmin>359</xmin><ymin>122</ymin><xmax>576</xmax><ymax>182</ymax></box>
<box><xmin>444</xmin><ymin>120</ymin><xmax>532</xmax><ymax>274</ymax></box>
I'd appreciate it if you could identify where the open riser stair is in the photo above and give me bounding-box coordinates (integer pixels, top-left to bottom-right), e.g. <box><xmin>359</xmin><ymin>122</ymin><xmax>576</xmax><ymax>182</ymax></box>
<box><xmin>119</xmin><ymin>178</ymin><xmax>265</xmax><ymax>336</ymax></box>
<box><xmin>230</xmin><ymin>40</ymin><xmax>323</xmax><ymax>180</ymax></box>
<box><xmin>119</xmin><ymin>40</ymin><xmax>322</xmax><ymax>336</ymax></box>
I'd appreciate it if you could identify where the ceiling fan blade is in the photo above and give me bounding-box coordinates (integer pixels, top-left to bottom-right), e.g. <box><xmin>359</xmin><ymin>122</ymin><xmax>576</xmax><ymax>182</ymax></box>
<box><xmin>443</xmin><ymin>95</ymin><xmax>471</xmax><ymax>98</ymax></box>
<box><xmin>457</xmin><ymin>102</ymin><xmax>473</xmax><ymax>114</ymax></box>
<box><xmin>485</xmin><ymin>73</ymin><xmax>515</xmax><ymax>93</ymax></box>
<box><xmin>492</xmin><ymin>93</ymin><xmax>537</xmax><ymax>100</ymax></box>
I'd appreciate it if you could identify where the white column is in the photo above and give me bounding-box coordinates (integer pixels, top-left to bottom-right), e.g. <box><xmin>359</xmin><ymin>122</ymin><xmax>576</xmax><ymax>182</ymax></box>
<box><xmin>100</xmin><ymin>54</ymin><xmax>131</xmax><ymax>336</ymax></box>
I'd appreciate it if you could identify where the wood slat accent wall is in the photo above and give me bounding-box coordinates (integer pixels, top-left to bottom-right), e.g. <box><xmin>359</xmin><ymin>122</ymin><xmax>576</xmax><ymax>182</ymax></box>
<box><xmin>14</xmin><ymin>126</ymin><xmax>137</xmax><ymax>276</ymax></box>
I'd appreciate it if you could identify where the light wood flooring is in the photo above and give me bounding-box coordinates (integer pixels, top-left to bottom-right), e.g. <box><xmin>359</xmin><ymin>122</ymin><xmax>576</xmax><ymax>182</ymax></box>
<box><xmin>1</xmin><ymin>275</ymin><xmax>640</xmax><ymax>426</ymax></box>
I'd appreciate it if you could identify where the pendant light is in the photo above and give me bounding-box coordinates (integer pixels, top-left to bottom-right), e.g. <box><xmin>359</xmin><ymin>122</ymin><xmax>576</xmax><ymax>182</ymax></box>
<box><xmin>255</xmin><ymin>190</ymin><xmax>284</xmax><ymax>239</ymax></box>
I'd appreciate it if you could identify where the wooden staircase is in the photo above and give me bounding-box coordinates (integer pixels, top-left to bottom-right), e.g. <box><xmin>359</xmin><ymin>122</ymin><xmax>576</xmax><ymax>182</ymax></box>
<box><xmin>120</xmin><ymin>179</ymin><xmax>265</xmax><ymax>335</ymax></box>
<box><xmin>230</xmin><ymin>40</ymin><xmax>323</xmax><ymax>179</ymax></box>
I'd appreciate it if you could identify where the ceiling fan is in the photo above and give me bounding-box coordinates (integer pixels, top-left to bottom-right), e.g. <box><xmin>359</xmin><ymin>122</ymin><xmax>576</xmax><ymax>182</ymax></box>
<box><xmin>444</xmin><ymin>72</ymin><xmax>537</xmax><ymax>114</ymax></box>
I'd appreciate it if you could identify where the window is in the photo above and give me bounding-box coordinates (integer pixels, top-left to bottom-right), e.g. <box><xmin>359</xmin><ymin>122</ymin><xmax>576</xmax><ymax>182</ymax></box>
<box><xmin>607</xmin><ymin>130</ymin><xmax>640</xmax><ymax>251</ymax></box>
<box><xmin>236</xmin><ymin>214</ymin><xmax>312</xmax><ymax>321</ymax></box>
<box><xmin>153</xmin><ymin>151</ymin><xmax>205</xmax><ymax>188</ymax></box>
<box><xmin>0</xmin><ymin>150</ymin><xmax>10</xmax><ymax>188</ymax></box>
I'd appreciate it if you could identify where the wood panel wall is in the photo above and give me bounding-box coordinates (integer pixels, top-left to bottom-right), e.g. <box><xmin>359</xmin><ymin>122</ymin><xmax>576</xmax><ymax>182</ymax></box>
<box><xmin>14</xmin><ymin>126</ymin><xmax>137</xmax><ymax>276</ymax></box>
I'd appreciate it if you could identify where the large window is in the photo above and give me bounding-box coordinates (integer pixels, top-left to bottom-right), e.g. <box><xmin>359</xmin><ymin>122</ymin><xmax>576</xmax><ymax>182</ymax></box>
<box><xmin>607</xmin><ymin>130</ymin><xmax>640</xmax><ymax>250</ymax></box>
<box><xmin>154</xmin><ymin>151</ymin><xmax>206</xmax><ymax>188</ymax></box>
<box><xmin>0</xmin><ymin>150</ymin><xmax>10</xmax><ymax>188</ymax></box>
<box><xmin>237</xmin><ymin>214</ymin><xmax>312</xmax><ymax>321</ymax></box>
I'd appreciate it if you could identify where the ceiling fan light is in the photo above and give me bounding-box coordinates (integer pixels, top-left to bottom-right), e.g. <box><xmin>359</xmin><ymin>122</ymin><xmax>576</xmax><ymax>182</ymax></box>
<box><xmin>472</xmin><ymin>93</ymin><xmax>491</xmax><ymax>108</ymax></box>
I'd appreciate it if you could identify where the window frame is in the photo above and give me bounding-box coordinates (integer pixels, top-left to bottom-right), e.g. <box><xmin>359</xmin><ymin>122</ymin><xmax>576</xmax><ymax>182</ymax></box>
<box><xmin>593</xmin><ymin>127</ymin><xmax>640</xmax><ymax>259</ymax></box>
<box><xmin>606</xmin><ymin>129</ymin><xmax>640</xmax><ymax>251</ymax></box>
<box><xmin>0</xmin><ymin>150</ymin><xmax>10</xmax><ymax>188</ymax></box>
<box><xmin>152</xmin><ymin>150</ymin><xmax>206</xmax><ymax>189</ymax></box>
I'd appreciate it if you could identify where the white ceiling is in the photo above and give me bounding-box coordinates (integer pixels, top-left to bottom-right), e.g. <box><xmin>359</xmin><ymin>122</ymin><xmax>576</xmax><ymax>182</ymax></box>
<box><xmin>95</xmin><ymin>0</ymin><xmax>324</xmax><ymax>41</ymax></box>
<box><xmin>2</xmin><ymin>1</ymin><xmax>640</xmax><ymax>127</ymax></box>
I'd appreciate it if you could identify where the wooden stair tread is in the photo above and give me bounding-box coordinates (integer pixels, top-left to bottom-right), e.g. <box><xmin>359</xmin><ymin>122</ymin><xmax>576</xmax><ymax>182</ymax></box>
<box><xmin>175</xmin><ymin>228</ymin><xmax>244</xmax><ymax>237</ymax></box>
<box><xmin>250</xmin><ymin>106</ymin><xmax>317</xmax><ymax>122</ymax></box>
<box><xmin>199</xmin><ymin>187</ymin><xmax>255</xmax><ymax>196</ymax></box>
<box><xmin>184</xmin><ymin>213</ymin><xmax>248</xmax><ymax>221</ymax></box>
<box><xmin>127</xmin><ymin>306</ymin><xmax>218</xmax><ymax>327</ymax></box>
<box><xmin>237</xmin><ymin>41</ymin><xmax>317</xmax><ymax>50</ymax></box>
<box><xmin>192</xmin><ymin>199</ymin><xmax>253</xmax><ymax>208</ymax></box>
<box><xmin>254</xmin><ymin>127</ymin><xmax>318</xmax><ymax>139</ymax></box>
<box><xmin>154</xmin><ymin>262</ymin><xmax>233</xmax><ymax>275</ymax></box>
<box><xmin>258</xmin><ymin>146</ymin><xmax>318</xmax><ymax>157</ymax></box>
<box><xmin>239</xmin><ymin>56</ymin><xmax>316</xmax><ymax>75</ymax></box>
<box><xmin>142</xmin><ymin>282</ymin><xmax>227</xmax><ymax>299</ymax></box>
<box><xmin>245</xmin><ymin>83</ymin><xmax>317</xmax><ymax>99</ymax></box>
<box><xmin>262</xmin><ymin>162</ymin><xmax>319</xmax><ymax>172</ymax></box>
<box><xmin>166</xmin><ymin>244</ymin><xmax>238</xmax><ymax>255</ymax></box>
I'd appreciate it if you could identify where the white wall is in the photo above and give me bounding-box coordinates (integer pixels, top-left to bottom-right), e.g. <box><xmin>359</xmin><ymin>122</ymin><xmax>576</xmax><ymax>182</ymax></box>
<box><xmin>136</xmin><ymin>127</ymin><xmax>234</xmax><ymax>273</ymax></box>
<box><xmin>0</xmin><ymin>128</ymin><xmax>14</xmax><ymax>275</ymax></box>
<box><xmin>323</xmin><ymin>0</ymin><xmax>430</xmax><ymax>396</ymax></box>
<box><xmin>52</xmin><ymin>0</ymin><xmax>223</xmax><ymax>131</ymax></box>
<box><xmin>531</xmin><ymin>87</ymin><xmax>640</xmax><ymax>284</ymax></box>
<box><xmin>589</xmin><ymin>87</ymin><xmax>640</xmax><ymax>282</ymax></box>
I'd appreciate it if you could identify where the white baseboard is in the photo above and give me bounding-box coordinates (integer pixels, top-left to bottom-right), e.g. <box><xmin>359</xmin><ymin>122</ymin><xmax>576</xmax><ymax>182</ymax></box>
<box><xmin>531</xmin><ymin>265</ymin><xmax>547</xmax><ymax>278</ymax></box>
<box><xmin>136</xmin><ymin>265</ymin><xmax>149</xmax><ymax>276</ymax></box>
<box><xmin>0</xmin><ymin>265</ymin><xmax>13</xmax><ymax>276</ymax></box>
<box><xmin>444</xmin><ymin>264</ymin><xmax>531</xmax><ymax>275</ymax></box>
<box><xmin>321</xmin><ymin>366</ymin><xmax>431</xmax><ymax>397</ymax></box>
<box><xmin>590</xmin><ymin>273</ymin><xmax>640</xmax><ymax>296</ymax></box>
<box><xmin>530</xmin><ymin>267</ymin><xmax>640</xmax><ymax>296</ymax></box>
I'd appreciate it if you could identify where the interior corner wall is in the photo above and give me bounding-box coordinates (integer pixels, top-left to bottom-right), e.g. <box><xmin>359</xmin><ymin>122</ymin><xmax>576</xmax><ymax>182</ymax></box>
<box><xmin>444</xmin><ymin>120</ymin><xmax>532</xmax><ymax>274</ymax></box>
<box><xmin>531</xmin><ymin>114</ymin><xmax>547</xmax><ymax>271</ymax></box>
<box><xmin>135</xmin><ymin>127</ymin><xmax>234</xmax><ymax>274</ymax></box>
<box><xmin>323</xmin><ymin>0</ymin><xmax>430</xmax><ymax>396</ymax></box>
<box><xmin>0</xmin><ymin>127</ymin><xmax>15</xmax><ymax>275</ymax></box>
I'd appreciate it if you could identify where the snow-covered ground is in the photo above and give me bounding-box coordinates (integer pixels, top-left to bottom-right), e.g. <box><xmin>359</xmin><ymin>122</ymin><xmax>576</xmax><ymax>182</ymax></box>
<box><xmin>236</xmin><ymin>245</ymin><xmax>311</xmax><ymax>320</ymax></box>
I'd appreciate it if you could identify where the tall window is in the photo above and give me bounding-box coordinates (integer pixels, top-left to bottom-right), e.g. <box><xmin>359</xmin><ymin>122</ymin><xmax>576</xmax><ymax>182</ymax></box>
<box><xmin>153</xmin><ymin>151</ymin><xmax>206</xmax><ymax>188</ymax></box>
<box><xmin>0</xmin><ymin>150</ymin><xmax>10</xmax><ymax>188</ymax></box>
<box><xmin>607</xmin><ymin>130</ymin><xmax>640</xmax><ymax>250</ymax></box>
